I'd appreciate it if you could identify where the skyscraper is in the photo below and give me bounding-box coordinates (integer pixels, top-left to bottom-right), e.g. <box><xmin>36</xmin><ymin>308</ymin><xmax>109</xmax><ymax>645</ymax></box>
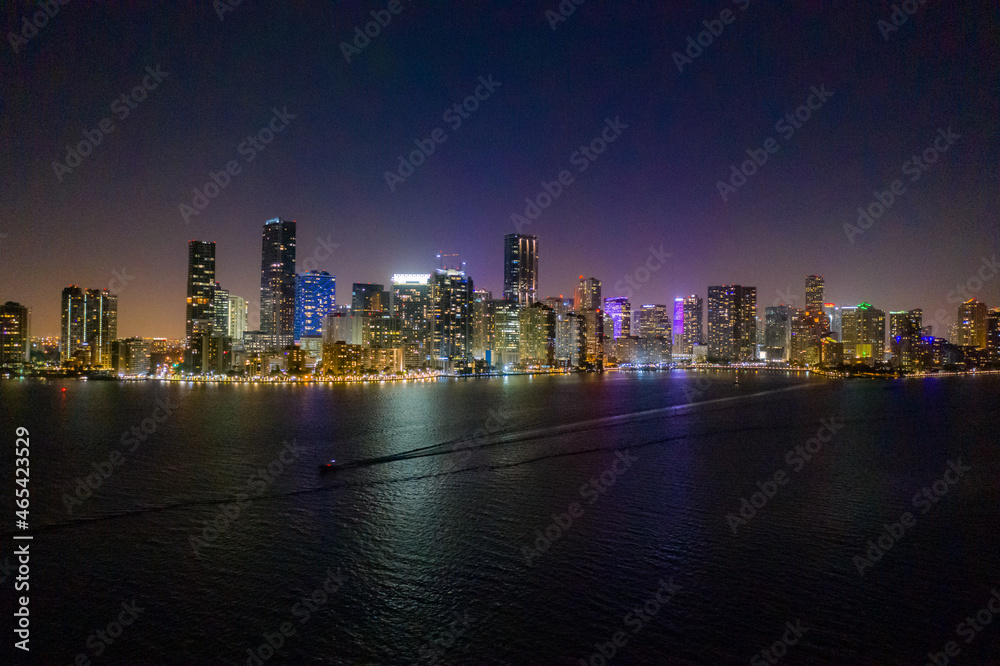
<box><xmin>543</xmin><ymin>296</ymin><xmax>575</xmax><ymax>365</ymax></box>
<box><xmin>0</xmin><ymin>302</ymin><xmax>30</xmax><ymax>368</ymax></box>
<box><xmin>471</xmin><ymin>289</ymin><xmax>494</xmax><ymax>360</ymax></box>
<box><xmin>295</xmin><ymin>270</ymin><xmax>336</xmax><ymax>339</ymax></box>
<box><xmin>843</xmin><ymin>303</ymin><xmax>886</xmax><ymax>364</ymax></box>
<box><xmin>889</xmin><ymin>309</ymin><xmax>922</xmax><ymax>370</ymax></box>
<box><xmin>62</xmin><ymin>287</ymin><xmax>117</xmax><ymax>367</ymax></box>
<box><xmin>823</xmin><ymin>303</ymin><xmax>841</xmax><ymax>340</ymax></box>
<box><xmin>352</xmin><ymin>283</ymin><xmax>387</xmax><ymax>317</ymax></box>
<box><xmin>491</xmin><ymin>299</ymin><xmax>521</xmax><ymax>368</ymax></box>
<box><xmin>681</xmin><ymin>295</ymin><xmax>704</xmax><ymax>354</ymax></box>
<box><xmin>603</xmin><ymin>297</ymin><xmax>631</xmax><ymax>339</ymax></box>
<box><xmin>707</xmin><ymin>285</ymin><xmax>757</xmax><ymax>361</ymax></box>
<box><xmin>429</xmin><ymin>268</ymin><xmax>473</xmax><ymax>367</ymax></box>
<box><xmin>764</xmin><ymin>305</ymin><xmax>792</xmax><ymax>362</ymax></box>
<box><xmin>228</xmin><ymin>294</ymin><xmax>248</xmax><ymax>340</ymax></box>
<box><xmin>987</xmin><ymin>308</ymin><xmax>1000</xmax><ymax>363</ymax></box>
<box><xmin>503</xmin><ymin>233</ymin><xmax>538</xmax><ymax>306</ymax></box>
<box><xmin>957</xmin><ymin>299</ymin><xmax>988</xmax><ymax>349</ymax></box>
<box><xmin>574</xmin><ymin>277</ymin><xmax>602</xmax><ymax>311</ymax></box>
<box><xmin>637</xmin><ymin>304</ymin><xmax>670</xmax><ymax>340</ymax></box>
<box><xmin>805</xmin><ymin>275</ymin><xmax>824</xmax><ymax>313</ymax></box>
<box><xmin>186</xmin><ymin>240</ymin><xmax>216</xmax><ymax>342</ymax></box>
<box><xmin>673</xmin><ymin>299</ymin><xmax>684</xmax><ymax>346</ymax></box>
<box><xmin>213</xmin><ymin>282</ymin><xmax>230</xmax><ymax>336</ymax></box>
<box><xmin>519</xmin><ymin>302</ymin><xmax>556</xmax><ymax>366</ymax></box>
<box><xmin>391</xmin><ymin>274</ymin><xmax>433</xmax><ymax>362</ymax></box>
<box><xmin>260</xmin><ymin>218</ymin><xmax>296</xmax><ymax>349</ymax></box>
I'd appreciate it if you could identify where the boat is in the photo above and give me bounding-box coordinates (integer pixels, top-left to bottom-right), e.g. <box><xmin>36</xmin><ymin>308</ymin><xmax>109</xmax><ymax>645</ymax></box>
<box><xmin>318</xmin><ymin>459</ymin><xmax>337</xmax><ymax>472</ymax></box>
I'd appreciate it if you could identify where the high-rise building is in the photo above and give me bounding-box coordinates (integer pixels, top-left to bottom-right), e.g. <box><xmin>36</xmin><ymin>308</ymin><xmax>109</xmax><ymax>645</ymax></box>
<box><xmin>543</xmin><ymin>296</ymin><xmax>575</xmax><ymax>365</ymax></box>
<box><xmin>61</xmin><ymin>287</ymin><xmax>117</xmax><ymax>367</ymax></box>
<box><xmin>228</xmin><ymin>294</ymin><xmax>248</xmax><ymax>340</ymax></box>
<box><xmin>295</xmin><ymin>270</ymin><xmax>336</xmax><ymax>339</ymax></box>
<box><xmin>391</xmin><ymin>274</ymin><xmax>433</xmax><ymax>363</ymax></box>
<box><xmin>111</xmin><ymin>337</ymin><xmax>151</xmax><ymax>375</ymax></box>
<box><xmin>707</xmin><ymin>285</ymin><xmax>757</xmax><ymax>361</ymax></box>
<box><xmin>889</xmin><ymin>309</ymin><xmax>923</xmax><ymax>370</ymax></box>
<box><xmin>519</xmin><ymin>302</ymin><xmax>556</xmax><ymax>367</ymax></box>
<box><xmin>957</xmin><ymin>299</ymin><xmax>988</xmax><ymax>349</ymax></box>
<box><xmin>186</xmin><ymin>240</ymin><xmax>216</xmax><ymax>342</ymax></box>
<box><xmin>260</xmin><ymin>218</ymin><xmax>296</xmax><ymax>349</ymax></box>
<box><xmin>503</xmin><ymin>233</ymin><xmax>538</xmax><ymax>306</ymax></box>
<box><xmin>352</xmin><ymin>283</ymin><xmax>387</xmax><ymax>317</ymax></box>
<box><xmin>764</xmin><ymin>305</ymin><xmax>792</xmax><ymax>362</ymax></box>
<box><xmin>679</xmin><ymin>295</ymin><xmax>704</xmax><ymax>354</ymax></box>
<box><xmin>790</xmin><ymin>309</ymin><xmax>824</xmax><ymax>366</ymax></box>
<box><xmin>491</xmin><ymin>299</ymin><xmax>521</xmax><ymax>368</ymax></box>
<box><xmin>471</xmin><ymin>289</ymin><xmax>494</xmax><ymax>360</ymax></box>
<box><xmin>603</xmin><ymin>297</ymin><xmax>631</xmax><ymax>339</ymax></box>
<box><xmin>987</xmin><ymin>308</ymin><xmax>1000</xmax><ymax>363</ymax></box>
<box><xmin>805</xmin><ymin>275</ymin><xmax>824</xmax><ymax>313</ymax></box>
<box><xmin>213</xmin><ymin>283</ymin><xmax>230</xmax><ymax>336</ymax></box>
<box><xmin>636</xmin><ymin>304</ymin><xmax>670</xmax><ymax>341</ymax></box>
<box><xmin>673</xmin><ymin>299</ymin><xmax>684</xmax><ymax>348</ymax></box>
<box><xmin>429</xmin><ymin>269</ymin><xmax>473</xmax><ymax>367</ymax></box>
<box><xmin>575</xmin><ymin>277</ymin><xmax>602</xmax><ymax>312</ymax></box>
<box><xmin>580</xmin><ymin>308</ymin><xmax>605</xmax><ymax>369</ymax></box>
<box><xmin>823</xmin><ymin>303</ymin><xmax>841</xmax><ymax>340</ymax></box>
<box><xmin>0</xmin><ymin>302</ymin><xmax>30</xmax><ymax>368</ymax></box>
<box><xmin>843</xmin><ymin>303</ymin><xmax>885</xmax><ymax>364</ymax></box>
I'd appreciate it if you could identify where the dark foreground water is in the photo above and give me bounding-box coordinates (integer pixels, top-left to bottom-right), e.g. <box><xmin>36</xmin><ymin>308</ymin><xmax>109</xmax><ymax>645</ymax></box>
<box><xmin>1</xmin><ymin>371</ymin><xmax>999</xmax><ymax>665</ymax></box>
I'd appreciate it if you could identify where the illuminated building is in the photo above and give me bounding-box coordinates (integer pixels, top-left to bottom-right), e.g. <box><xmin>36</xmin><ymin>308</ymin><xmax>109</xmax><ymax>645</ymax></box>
<box><xmin>111</xmin><ymin>337</ymin><xmax>151</xmax><ymax>375</ymax></box>
<box><xmin>471</xmin><ymin>289</ymin><xmax>494</xmax><ymax>360</ymax></box>
<box><xmin>574</xmin><ymin>277</ymin><xmax>602</xmax><ymax>311</ymax></box>
<box><xmin>491</xmin><ymin>299</ymin><xmax>521</xmax><ymax>368</ymax></box>
<box><xmin>519</xmin><ymin>302</ymin><xmax>556</xmax><ymax>367</ymax></box>
<box><xmin>819</xmin><ymin>336</ymin><xmax>844</xmax><ymax>367</ymax></box>
<box><xmin>213</xmin><ymin>283</ymin><xmax>230</xmax><ymax>336</ymax></box>
<box><xmin>681</xmin><ymin>295</ymin><xmax>704</xmax><ymax>354</ymax></box>
<box><xmin>636</xmin><ymin>304</ymin><xmax>670</xmax><ymax>341</ymax></box>
<box><xmin>956</xmin><ymin>299</ymin><xmax>988</xmax><ymax>349</ymax></box>
<box><xmin>391</xmin><ymin>274</ymin><xmax>433</xmax><ymax>363</ymax></box>
<box><xmin>0</xmin><ymin>301</ymin><xmax>30</xmax><ymax>368</ymax></box>
<box><xmin>260</xmin><ymin>218</ymin><xmax>297</xmax><ymax>350</ymax></box>
<box><xmin>228</xmin><ymin>294</ymin><xmax>248</xmax><ymax>340</ymax></box>
<box><xmin>986</xmin><ymin>308</ymin><xmax>999</xmax><ymax>362</ymax></box>
<box><xmin>543</xmin><ymin>296</ymin><xmax>575</xmax><ymax>365</ymax></box>
<box><xmin>580</xmin><ymin>308</ymin><xmax>605</xmax><ymax>369</ymax></box>
<box><xmin>707</xmin><ymin>285</ymin><xmax>757</xmax><ymax>361</ymax></box>
<box><xmin>429</xmin><ymin>268</ymin><xmax>473</xmax><ymax>368</ymax></box>
<box><xmin>186</xmin><ymin>240</ymin><xmax>215</xmax><ymax>342</ymax></box>
<box><xmin>823</xmin><ymin>303</ymin><xmax>841</xmax><ymax>339</ymax></box>
<box><xmin>805</xmin><ymin>275</ymin><xmax>824</xmax><ymax>313</ymax></box>
<box><xmin>889</xmin><ymin>309</ymin><xmax>922</xmax><ymax>370</ymax></box>
<box><xmin>352</xmin><ymin>282</ymin><xmax>387</xmax><ymax>317</ymax></box>
<box><xmin>503</xmin><ymin>233</ymin><xmax>538</xmax><ymax>306</ymax></box>
<box><xmin>673</xmin><ymin>298</ymin><xmax>684</xmax><ymax>351</ymax></box>
<box><xmin>62</xmin><ymin>286</ymin><xmax>117</xmax><ymax>367</ymax></box>
<box><xmin>842</xmin><ymin>303</ymin><xmax>885</xmax><ymax>365</ymax></box>
<box><xmin>295</xmin><ymin>270</ymin><xmax>336</xmax><ymax>339</ymax></box>
<box><xmin>790</xmin><ymin>309</ymin><xmax>823</xmax><ymax>366</ymax></box>
<box><xmin>603</xmin><ymin>297</ymin><xmax>631</xmax><ymax>339</ymax></box>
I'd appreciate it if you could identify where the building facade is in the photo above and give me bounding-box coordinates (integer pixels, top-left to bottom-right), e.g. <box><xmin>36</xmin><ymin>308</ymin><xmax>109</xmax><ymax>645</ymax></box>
<box><xmin>707</xmin><ymin>285</ymin><xmax>757</xmax><ymax>361</ymax></box>
<box><xmin>503</xmin><ymin>233</ymin><xmax>538</xmax><ymax>306</ymax></box>
<box><xmin>295</xmin><ymin>270</ymin><xmax>336</xmax><ymax>339</ymax></box>
<box><xmin>0</xmin><ymin>302</ymin><xmax>30</xmax><ymax>368</ymax></box>
<box><xmin>259</xmin><ymin>218</ymin><xmax>297</xmax><ymax>349</ymax></box>
<box><xmin>186</xmin><ymin>240</ymin><xmax>216</xmax><ymax>342</ymax></box>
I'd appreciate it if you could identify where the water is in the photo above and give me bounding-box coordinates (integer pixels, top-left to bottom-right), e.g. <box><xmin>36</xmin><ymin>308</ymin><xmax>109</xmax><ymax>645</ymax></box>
<box><xmin>2</xmin><ymin>371</ymin><xmax>999</xmax><ymax>664</ymax></box>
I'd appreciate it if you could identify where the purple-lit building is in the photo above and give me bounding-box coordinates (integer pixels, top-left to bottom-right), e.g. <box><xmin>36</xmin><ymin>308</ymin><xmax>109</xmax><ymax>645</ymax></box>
<box><xmin>603</xmin><ymin>297</ymin><xmax>631</xmax><ymax>339</ymax></box>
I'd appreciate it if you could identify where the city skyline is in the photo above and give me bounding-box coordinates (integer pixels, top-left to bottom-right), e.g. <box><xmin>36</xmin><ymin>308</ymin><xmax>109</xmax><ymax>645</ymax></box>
<box><xmin>1</xmin><ymin>4</ymin><xmax>996</xmax><ymax>339</ymax></box>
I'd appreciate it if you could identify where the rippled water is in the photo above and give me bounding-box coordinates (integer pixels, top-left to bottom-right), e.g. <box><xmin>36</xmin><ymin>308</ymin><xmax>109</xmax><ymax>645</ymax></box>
<box><xmin>2</xmin><ymin>371</ymin><xmax>998</xmax><ymax>664</ymax></box>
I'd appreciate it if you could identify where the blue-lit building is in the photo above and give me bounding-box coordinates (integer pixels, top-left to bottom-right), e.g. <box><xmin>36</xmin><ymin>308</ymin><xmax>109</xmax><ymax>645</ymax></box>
<box><xmin>295</xmin><ymin>270</ymin><xmax>336</xmax><ymax>340</ymax></box>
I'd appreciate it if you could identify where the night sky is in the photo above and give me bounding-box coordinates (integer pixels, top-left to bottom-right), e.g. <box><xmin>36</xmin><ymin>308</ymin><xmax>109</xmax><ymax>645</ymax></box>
<box><xmin>1</xmin><ymin>2</ymin><xmax>997</xmax><ymax>338</ymax></box>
